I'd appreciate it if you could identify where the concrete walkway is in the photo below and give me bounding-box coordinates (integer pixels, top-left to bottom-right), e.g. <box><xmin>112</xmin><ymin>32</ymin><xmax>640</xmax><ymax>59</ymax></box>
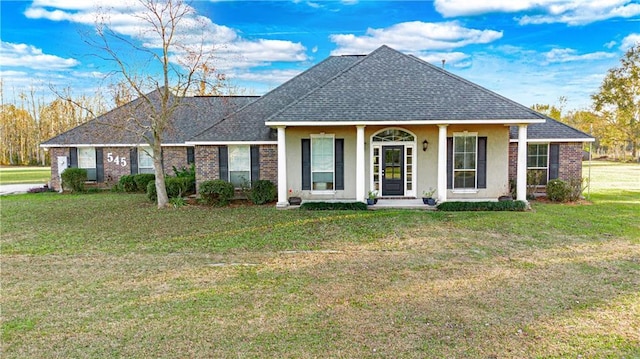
<box><xmin>0</xmin><ymin>183</ymin><xmax>48</xmax><ymax>195</ymax></box>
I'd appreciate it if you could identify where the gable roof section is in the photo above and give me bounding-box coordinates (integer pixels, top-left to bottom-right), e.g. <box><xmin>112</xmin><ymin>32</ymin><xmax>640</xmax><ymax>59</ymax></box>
<box><xmin>188</xmin><ymin>55</ymin><xmax>363</xmax><ymax>143</ymax></box>
<box><xmin>266</xmin><ymin>45</ymin><xmax>546</xmax><ymax>125</ymax></box>
<box><xmin>41</xmin><ymin>88</ymin><xmax>257</xmax><ymax>147</ymax></box>
<box><xmin>510</xmin><ymin>117</ymin><xmax>594</xmax><ymax>142</ymax></box>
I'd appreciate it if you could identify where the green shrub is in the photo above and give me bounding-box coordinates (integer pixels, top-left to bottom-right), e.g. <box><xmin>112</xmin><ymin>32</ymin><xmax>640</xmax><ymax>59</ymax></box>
<box><xmin>166</xmin><ymin>177</ymin><xmax>195</xmax><ymax>198</ymax></box>
<box><xmin>172</xmin><ymin>164</ymin><xmax>196</xmax><ymax>179</ymax></box>
<box><xmin>134</xmin><ymin>174</ymin><xmax>155</xmax><ymax>192</ymax></box>
<box><xmin>61</xmin><ymin>168</ymin><xmax>87</xmax><ymax>192</ymax></box>
<box><xmin>146</xmin><ymin>181</ymin><xmax>157</xmax><ymax>202</ymax></box>
<box><xmin>567</xmin><ymin>177</ymin><xmax>586</xmax><ymax>201</ymax></box>
<box><xmin>199</xmin><ymin>180</ymin><xmax>234</xmax><ymax>206</ymax></box>
<box><xmin>437</xmin><ymin>201</ymin><xmax>527</xmax><ymax>211</ymax></box>
<box><xmin>118</xmin><ymin>175</ymin><xmax>137</xmax><ymax>192</ymax></box>
<box><xmin>249</xmin><ymin>180</ymin><xmax>276</xmax><ymax>205</ymax></box>
<box><xmin>300</xmin><ymin>202</ymin><xmax>368</xmax><ymax>211</ymax></box>
<box><xmin>546</xmin><ymin>179</ymin><xmax>571</xmax><ymax>202</ymax></box>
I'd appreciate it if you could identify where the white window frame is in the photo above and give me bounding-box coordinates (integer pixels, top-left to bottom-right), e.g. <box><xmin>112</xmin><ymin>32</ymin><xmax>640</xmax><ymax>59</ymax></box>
<box><xmin>78</xmin><ymin>147</ymin><xmax>97</xmax><ymax>181</ymax></box>
<box><xmin>310</xmin><ymin>134</ymin><xmax>335</xmax><ymax>193</ymax></box>
<box><xmin>138</xmin><ymin>147</ymin><xmax>154</xmax><ymax>174</ymax></box>
<box><xmin>228</xmin><ymin>145</ymin><xmax>251</xmax><ymax>188</ymax></box>
<box><xmin>369</xmin><ymin>128</ymin><xmax>417</xmax><ymax>197</ymax></box>
<box><xmin>527</xmin><ymin>143</ymin><xmax>549</xmax><ymax>185</ymax></box>
<box><xmin>453</xmin><ymin>132</ymin><xmax>478</xmax><ymax>191</ymax></box>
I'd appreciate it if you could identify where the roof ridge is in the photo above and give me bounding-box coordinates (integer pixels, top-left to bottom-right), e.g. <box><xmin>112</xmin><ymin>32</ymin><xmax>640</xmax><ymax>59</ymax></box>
<box><xmin>264</xmin><ymin>46</ymin><xmax>389</xmax><ymax>122</ymax></box>
<box><xmin>403</xmin><ymin>52</ymin><xmax>545</xmax><ymax>120</ymax></box>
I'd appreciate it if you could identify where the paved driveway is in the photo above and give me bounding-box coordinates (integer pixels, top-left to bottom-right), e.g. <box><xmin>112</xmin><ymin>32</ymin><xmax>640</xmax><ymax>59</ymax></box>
<box><xmin>0</xmin><ymin>183</ymin><xmax>48</xmax><ymax>195</ymax></box>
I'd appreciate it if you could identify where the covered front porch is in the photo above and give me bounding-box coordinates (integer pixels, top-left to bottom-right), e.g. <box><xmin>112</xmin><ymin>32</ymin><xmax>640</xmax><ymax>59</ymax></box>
<box><xmin>272</xmin><ymin>123</ymin><xmax>533</xmax><ymax>208</ymax></box>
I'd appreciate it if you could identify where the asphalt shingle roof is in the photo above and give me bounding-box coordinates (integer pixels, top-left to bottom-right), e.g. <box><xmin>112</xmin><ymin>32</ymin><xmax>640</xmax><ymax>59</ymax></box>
<box><xmin>510</xmin><ymin>116</ymin><xmax>593</xmax><ymax>140</ymax></box>
<box><xmin>42</xmin><ymin>88</ymin><xmax>256</xmax><ymax>146</ymax></box>
<box><xmin>267</xmin><ymin>45</ymin><xmax>547</xmax><ymax>123</ymax></box>
<box><xmin>189</xmin><ymin>55</ymin><xmax>362</xmax><ymax>142</ymax></box>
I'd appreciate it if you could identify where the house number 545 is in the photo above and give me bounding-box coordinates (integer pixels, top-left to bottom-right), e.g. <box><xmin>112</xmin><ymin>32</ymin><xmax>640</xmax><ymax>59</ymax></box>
<box><xmin>106</xmin><ymin>152</ymin><xmax>127</xmax><ymax>167</ymax></box>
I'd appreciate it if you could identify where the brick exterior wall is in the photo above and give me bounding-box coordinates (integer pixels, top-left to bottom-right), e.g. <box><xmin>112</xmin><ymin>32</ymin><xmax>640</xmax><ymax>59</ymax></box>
<box><xmin>195</xmin><ymin>145</ymin><xmax>221</xmax><ymax>190</ymax></box>
<box><xmin>48</xmin><ymin>146</ymin><xmax>193</xmax><ymax>191</ymax></box>
<box><xmin>508</xmin><ymin>142</ymin><xmax>583</xmax><ymax>182</ymax></box>
<box><xmin>558</xmin><ymin>142</ymin><xmax>583</xmax><ymax>180</ymax></box>
<box><xmin>195</xmin><ymin>144</ymin><xmax>278</xmax><ymax>191</ymax></box>
<box><xmin>162</xmin><ymin>147</ymin><xmax>191</xmax><ymax>175</ymax></box>
<box><xmin>259</xmin><ymin>144</ymin><xmax>278</xmax><ymax>183</ymax></box>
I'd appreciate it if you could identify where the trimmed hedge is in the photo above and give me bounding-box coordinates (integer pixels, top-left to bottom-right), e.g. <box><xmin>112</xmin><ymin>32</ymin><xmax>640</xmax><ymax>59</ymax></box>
<box><xmin>300</xmin><ymin>202</ymin><xmax>368</xmax><ymax>211</ymax></box>
<box><xmin>249</xmin><ymin>180</ymin><xmax>277</xmax><ymax>205</ymax></box>
<box><xmin>134</xmin><ymin>174</ymin><xmax>155</xmax><ymax>192</ymax></box>
<box><xmin>437</xmin><ymin>201</ymin><xmax>527</xmax><ymax>212</ymax></box>
<box><xmin>199</xmin><ymin>179</ymin><xmax>234</xmax><ymax>206</ymax></box>
<box><xmin>546</xmin><ymin>179</ymin><xmax>571</xmax><ymax>202</ymax></box>
<box><xmin>61</xmin><ymin>168</ymin><xmax>87</xmax><ymax>192</ymax></box>
<box><xmin>118</xmin><ymin>175</ymin><xmax>137</xmax><ymax>192</ymax></box>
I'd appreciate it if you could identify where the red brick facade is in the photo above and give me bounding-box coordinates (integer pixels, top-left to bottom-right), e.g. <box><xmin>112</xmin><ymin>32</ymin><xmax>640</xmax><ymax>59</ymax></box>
<box><xmin>508</xmin><ymin>142</ymin><xmax>583</xmax><ymax>182</ymax></box>
<box><xmin>194</xmin><ymin>144</ymin><xmax>278</xmax><ymax>191</ymax></box>
<box><xmin>48</xmin><ymin>146</ymin><xmax>193</xmax><ymax>190</ymax></box>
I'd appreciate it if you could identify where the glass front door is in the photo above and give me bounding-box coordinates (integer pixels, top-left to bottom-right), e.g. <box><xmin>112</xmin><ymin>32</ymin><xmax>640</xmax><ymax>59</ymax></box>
<box><xmin>382</xmin><ymin>146</ymin><xmax>404</xmax><ymax>196</ymax></box>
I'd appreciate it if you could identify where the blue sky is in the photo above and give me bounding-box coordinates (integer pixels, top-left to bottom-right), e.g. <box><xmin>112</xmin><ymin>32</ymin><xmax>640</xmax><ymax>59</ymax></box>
<box><xmin>2</xmin><ymin>0</ymin><xmax>639</xmax><ymax>111</ymax></box>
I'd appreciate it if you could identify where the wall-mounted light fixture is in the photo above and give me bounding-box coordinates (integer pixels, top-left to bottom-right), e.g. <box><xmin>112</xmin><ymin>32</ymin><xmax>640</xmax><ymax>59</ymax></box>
<box><xmin>422</xmin><ymin>139</ymin><xmax>429</xmax><ymax>152</ymax></box>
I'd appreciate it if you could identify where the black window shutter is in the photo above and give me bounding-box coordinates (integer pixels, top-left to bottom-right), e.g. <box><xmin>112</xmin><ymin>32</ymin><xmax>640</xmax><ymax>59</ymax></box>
<box><xmin>95</xmin><ymin>148</ymin><xmax>104</xmax><ymax>182</ymax></box>
<box><xmin>69</xmin><ymin>147</ymin><xmax>78</xmax><ymax>168</ymax></box>
<box><xmin>549</xmin><ymin>143</ymin><xmax>560</xmax><ymax>180</ymax></box>
<box><xmin>250</xmin><ymin>145</ymin><xmax>260</xmax><ymax>184</ymax></box>
<box><xmin>187</xmin><ymin>147</ymin><xmax>195</xmax><ymax>164</ymax></box>
<box><xmin>334</xmin><ymin>139</ymin><xmax>344</xmax><ymax>190</ymax></box>
<box><xmin>218</xmin><ymin>146</ymin><xmax>228</xmax><ymax>181</ymax></box>
<box><xmin>477</xmin><ymin>137</ymin><xmax>487</xmax><ymax>189</ymax></box>
<box><xmin>130</xmin><ymin>148</ymin><xmax>138</xmax><ymax>174</ymax></box>
<box><xmin>446</xmin><ymin>138</ymin><xmax>453</xmax><ymax>189</ymax></box>
<box><xmin>301</xmin><ymin>139</ymin><xmax>311</xmax><ymax>190</ymax></box>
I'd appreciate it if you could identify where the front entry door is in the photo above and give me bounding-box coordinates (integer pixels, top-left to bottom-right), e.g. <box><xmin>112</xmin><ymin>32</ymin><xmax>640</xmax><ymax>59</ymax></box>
<box><xmin>382</xmin><ymin>146</ymin><xmax>404</xmax><ymax>196</ymax></box>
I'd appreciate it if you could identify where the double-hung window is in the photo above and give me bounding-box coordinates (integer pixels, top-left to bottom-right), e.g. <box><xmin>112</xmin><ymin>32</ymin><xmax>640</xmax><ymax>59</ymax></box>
<box><xmin>453</xmin><ymin>134</ymin><xmax>477</xmax><ymax>189</ymax></box>
<box><xmin>78</xmin><ymin>147</ymin><xmax>97</xmax><ymax>181</ymax></box>
<box><xmin>527</xmin><ymin>144</ymin><xmax>548</xmax><ymax>185</ymax></box>
<box><xmin>311</xmin><ymin>135</ymin><xmax>334</xmax><ymax>191</ymax></box>
<box><xmin>138</xmin><ymin>147</ymin><xmax>154</xmax><ymax>174</ymax></box>
<box><xmin>228</xmin><ymin>145</ymin><xmax>251</xmax><ymax>187</ymax></box>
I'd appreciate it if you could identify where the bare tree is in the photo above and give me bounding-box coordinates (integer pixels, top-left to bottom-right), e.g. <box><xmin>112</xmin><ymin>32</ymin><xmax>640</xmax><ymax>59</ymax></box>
<box><xmin>89</xmin><ymin>0</ymin><xmax>215</xmax><ymax>207</ymax></box>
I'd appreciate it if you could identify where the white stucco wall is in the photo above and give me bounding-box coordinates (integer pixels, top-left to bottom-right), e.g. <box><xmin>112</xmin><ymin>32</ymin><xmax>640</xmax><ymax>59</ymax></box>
<box><xmin>284</xmin><ymin>124</ymin><xmax>511</xmax><ymax>201</ymax></box>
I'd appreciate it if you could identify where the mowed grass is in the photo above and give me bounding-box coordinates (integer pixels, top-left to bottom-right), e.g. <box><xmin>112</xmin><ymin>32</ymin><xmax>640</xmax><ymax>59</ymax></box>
<box><xmin>0</xmin><ymin>166</ymin><xmax>50</xmax><ymax>185</ymax></box>
<box><xmin>1</xmin><ymin>161</ymin><xmax>639</xmax><ymax>358</ymax></box>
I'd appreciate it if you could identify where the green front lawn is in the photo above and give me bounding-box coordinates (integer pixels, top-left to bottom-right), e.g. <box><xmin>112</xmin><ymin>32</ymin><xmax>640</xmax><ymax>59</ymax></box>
<box><xmin>0</xmin><ymin>166</ymin><xmax>50</xmax><ymax>185</ymax></box>
<box><xmin>1</xmin><ymin>161</ymin><xmax>639</xmax><ymax>358</ymax></box>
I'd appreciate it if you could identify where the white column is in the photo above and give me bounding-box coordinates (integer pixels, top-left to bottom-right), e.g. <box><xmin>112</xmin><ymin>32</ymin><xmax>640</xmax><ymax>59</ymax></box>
<box><xmin>276</xmin><ymin>126</ymin><xmax>289</xmax><ymax>208</ymax></box>
<box><xmin>356</xmin><ymin>125</ymin><xmax>366</xmax><ymax>202</ymax></box>
<box><xmin>517</xmin><ymin>124</ymin><xmax>528</xmax><ymax>202</ymax></box>
<box><xmin>437</xmin><ymin>124</ymin><xmax>448</xmax><ymax>203</ymax></box>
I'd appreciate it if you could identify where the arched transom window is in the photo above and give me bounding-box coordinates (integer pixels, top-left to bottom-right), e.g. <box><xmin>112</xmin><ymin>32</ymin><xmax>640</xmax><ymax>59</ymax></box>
<box><xmin>372</xmin><ymin>129</ymin><xmax>415</xmax><ymax>142</ymax></box>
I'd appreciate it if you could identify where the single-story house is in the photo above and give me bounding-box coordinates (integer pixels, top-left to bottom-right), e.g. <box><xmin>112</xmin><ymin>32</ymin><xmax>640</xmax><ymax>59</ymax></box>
<box><xmin>42</xmin><ymin>45</ymin><xmax>593</xmax><ymax>206</ymax></box>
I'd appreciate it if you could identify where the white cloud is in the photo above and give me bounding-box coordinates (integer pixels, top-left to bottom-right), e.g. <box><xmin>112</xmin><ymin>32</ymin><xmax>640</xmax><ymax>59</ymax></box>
<box><xmin>434</xmin><ymin>0</ymin><xmax>640</xmax><ymax>25</ymax></box>
<box><xmin>0</xmin><ymin>41</ymin><xmax>79</xmax><ymax>70</ymax></box>
<box><xmin>620</xmin><ymin>33</ymin><xmax>640</xmax><ymax>49</ymax></box>
<box><xmin>329</xmin><ymin>21</ymin><xmax>502</xmax><ymax>55</ymax></box>
<box><xmin>543</xmin><ymin>48</ymin><xmax>616</xmax><ymax>64</ymax></box>
<box><xmin>24</xmin><ymin>0</ymin><xmax>308</xmax><ymax>72</ymax></box>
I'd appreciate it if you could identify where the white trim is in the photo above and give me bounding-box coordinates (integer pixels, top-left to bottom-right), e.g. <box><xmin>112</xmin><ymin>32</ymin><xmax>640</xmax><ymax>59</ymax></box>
<box><xmin>510</xmin><ymin>138</ymin><xmax>595</xmax><ymax>143</ymax></box>
<box><xmin>356</xmin><ymin>125</ymin><xmax>366</xmax><ymax>202</ymax></box>
<box><xmin>310</xmin><ymin>134</ymin><xmax>335</xmax><ymax>193</ymax></box>
<box><xmin>516</xmin><ymin>125</ymin><xmax>528</xmax><ymax>202</ymax></box>
<box><xmin>41</xmin><ymin>143</ymin><xmax>201</xmax><ymax>148</ymax></box>
<box><xmin>369</xmin><ymin>128</ymin><xmax>418</xmax><ymax>197</ymax></box>
<box><xmin>266</xmin><ymin>119</ymin><xmax>545</xmax><ymax>127</ymax></box>
<box><xmin>276</xmin><ymin>127</ymin><xmax>288</xmax><ymax>208</ymax></box>
<box><xmin>452</xmin><ymin>132</ymin><xmax>479</xmax><ymax>190</ymax></box>
<box><xmin>186</xmin><ymin>141</ymin><xmax>277</xmax><ymax>146</ymax></box>
<box><xmin>437</xmin><ymin>125</ymin><xmax>448</xmax><ymax>203</ymax></box>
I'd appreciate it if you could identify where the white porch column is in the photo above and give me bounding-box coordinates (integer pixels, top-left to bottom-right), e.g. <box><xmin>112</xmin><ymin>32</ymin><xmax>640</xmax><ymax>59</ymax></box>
<box><xmin>437</xmin><ymin>124</ymin><xmax>448</xmax><ymax>203</ymax></box>
<box><xmin>516</xmin><ymin>124</ymin><xmax>528</xmax><ymax>202</ymax></box>
<box><xmin>276</xmin><ymin>126</ymin><xmax>289</xmax><ymax>208</ymax></box>
<box><xmin>356</xmin><ymin>125</ymin><xmax>366</xmax><ymax>202</ymax></box>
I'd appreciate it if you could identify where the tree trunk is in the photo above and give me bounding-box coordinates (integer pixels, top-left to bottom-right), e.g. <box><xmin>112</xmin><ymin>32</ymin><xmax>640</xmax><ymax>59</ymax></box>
<box><xmin>153</xmin><ymin>141</ymin><xmax>169</xmax><ymax>208</ymax></box>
